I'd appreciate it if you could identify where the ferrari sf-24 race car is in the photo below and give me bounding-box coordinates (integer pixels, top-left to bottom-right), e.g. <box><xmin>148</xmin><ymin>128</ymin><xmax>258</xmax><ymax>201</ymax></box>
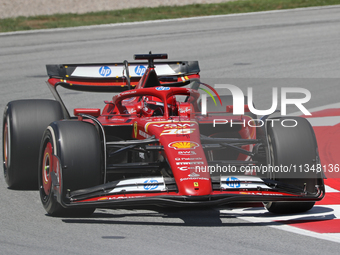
<box><xmin>3</xmin><ymin>53</ymin><xmax>324</xmax><ymax>216</ymax></box>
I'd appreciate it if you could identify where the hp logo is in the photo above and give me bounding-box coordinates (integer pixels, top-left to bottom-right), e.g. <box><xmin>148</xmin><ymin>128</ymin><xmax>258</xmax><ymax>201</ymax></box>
<box><xmin>99</xmin><ymin>66</ymin><xmax>111</xmax><ymax>77</ymax></box>
<box><xmin>226</xmin><ymin>177</ymin><xmax>240</xmax><ymax>188</ymax></box>
<box><xmin>144</xmin><ymin>179</ymin><xmax>159</xmax><ymax>190</ymax></box>
<box><xmin>135</xmin><ymin>65</ymin><xmax>146</xmax><ymax>76</ymax></box>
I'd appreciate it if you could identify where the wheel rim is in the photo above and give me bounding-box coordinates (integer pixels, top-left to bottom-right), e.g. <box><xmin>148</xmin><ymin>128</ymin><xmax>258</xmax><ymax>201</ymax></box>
<box><xmin>42</xmin><ymin>142</ymin><xmax>53</xmax><ymax>196</ymax></box>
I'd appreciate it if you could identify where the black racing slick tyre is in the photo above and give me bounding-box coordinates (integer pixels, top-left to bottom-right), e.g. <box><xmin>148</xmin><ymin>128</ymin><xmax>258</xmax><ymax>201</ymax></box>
<box><xmin>265</xmin><ymin>116</ymin><xmax>323</xmax><ymax>214</ymax></box>
<box><xmin>265</xmin><ymin>201</ymin><xmax>315</xmax><ymax>214</ymax></box>
<box><xmin>3</xmin><ymin>100</ymin><xmax>64</xmax><ymax>190</ymax></box>
<box><xmin>38</xmin><ymin>120</ymin><xmax>102</xmax><ymax>217</ymax></box>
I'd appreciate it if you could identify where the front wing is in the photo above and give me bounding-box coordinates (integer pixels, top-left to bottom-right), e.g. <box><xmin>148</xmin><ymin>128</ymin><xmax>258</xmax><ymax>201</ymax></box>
<box><xmin>55</xmin><ymin>176</ymin><xmax>325</xmax><ymax>209</ymax></box>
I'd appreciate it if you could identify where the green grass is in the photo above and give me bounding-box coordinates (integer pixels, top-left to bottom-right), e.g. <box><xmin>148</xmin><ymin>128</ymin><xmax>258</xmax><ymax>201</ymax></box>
<box><xmin>1</xmin><ymin>0</ymin><xmax>340</xmax><ymax>33</ymax></box>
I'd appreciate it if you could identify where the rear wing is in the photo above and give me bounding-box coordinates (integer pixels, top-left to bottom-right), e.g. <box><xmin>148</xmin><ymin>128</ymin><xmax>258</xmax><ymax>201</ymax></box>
<box><xmin>47</xmin><ymin>61</ymin><xmax>199</xmax><ymax>79</ymax></box>
<box><xmin>46</xmin><ymin>61</ymin><xmax>200</xmax><ymax>92</ymax></box>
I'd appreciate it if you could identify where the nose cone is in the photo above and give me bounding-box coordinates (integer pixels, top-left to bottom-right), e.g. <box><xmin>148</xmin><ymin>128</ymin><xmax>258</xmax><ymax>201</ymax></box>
<box><xmin>161</xmin><ymin>137</ymin><xmax>212</xmax><ymax>196</ymax></box>
<box><xmin>146</xmin><ymin>120</ymin><xmax>213</xmax><ymax>196</ymax></box>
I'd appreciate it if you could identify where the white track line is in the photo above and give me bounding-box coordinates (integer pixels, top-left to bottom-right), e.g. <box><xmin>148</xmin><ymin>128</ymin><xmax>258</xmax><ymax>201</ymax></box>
<box><xmin>326</xmin><ymin>185</ymin><xmax>340</xmax><ymax>193</ymax></box>
<box><xmin>227</xmin><ymin>205</ymin><xmax>340</xmax><ymax>243</ymax></box>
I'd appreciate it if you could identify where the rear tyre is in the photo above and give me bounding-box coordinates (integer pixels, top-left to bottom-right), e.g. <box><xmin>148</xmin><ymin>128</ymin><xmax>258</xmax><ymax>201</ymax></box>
<box><xmin>38</xmin><ymin>120</ymin><xmax>102</xmax><ymax>217</ymax></box>
<box><xmin>3</xmin><ymin>100</ymin><xmax>64</xmax><ymax>190</ymax></box>
<box><xmin>265</xmin><ymin>117</ymin><xmax>321</xmax><ymax>214</ymax></box>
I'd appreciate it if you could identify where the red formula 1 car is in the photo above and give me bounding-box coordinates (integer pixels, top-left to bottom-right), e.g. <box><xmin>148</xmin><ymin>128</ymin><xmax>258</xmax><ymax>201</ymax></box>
<box><xmin>3</xmin><ymin>53</ymin><xmax>324</xmax><ymax>216</ymax></box>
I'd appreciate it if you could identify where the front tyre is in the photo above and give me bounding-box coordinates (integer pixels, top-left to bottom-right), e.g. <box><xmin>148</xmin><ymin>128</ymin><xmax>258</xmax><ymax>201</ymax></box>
<box><xmin>38</xmin><ymin>121</ymin><xmax>102</xmax><ymax>217</ymax></box>
<box><xmin>265</xmin><ymin>117</ymin><xmax>323</xmax><ymax>214</ymax></box>
<box><xmin>265</xmin><ymin>201</ymin><xmax>315</xmax><ymax>214</ymax></box>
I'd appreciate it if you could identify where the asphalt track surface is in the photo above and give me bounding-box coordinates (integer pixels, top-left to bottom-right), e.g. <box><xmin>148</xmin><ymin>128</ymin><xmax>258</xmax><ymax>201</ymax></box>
<box><xmin>1</xmin><ymin>6</ymin><xmax>340</xmax><ymax>255</ymax></box>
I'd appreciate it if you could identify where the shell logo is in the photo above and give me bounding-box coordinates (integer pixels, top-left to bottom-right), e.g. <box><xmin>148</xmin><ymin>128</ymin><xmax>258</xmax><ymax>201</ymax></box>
<box><xmin>168</xmin><ymin>141</ymin><xmax>199</xmax><ymax>150</ymax></box>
